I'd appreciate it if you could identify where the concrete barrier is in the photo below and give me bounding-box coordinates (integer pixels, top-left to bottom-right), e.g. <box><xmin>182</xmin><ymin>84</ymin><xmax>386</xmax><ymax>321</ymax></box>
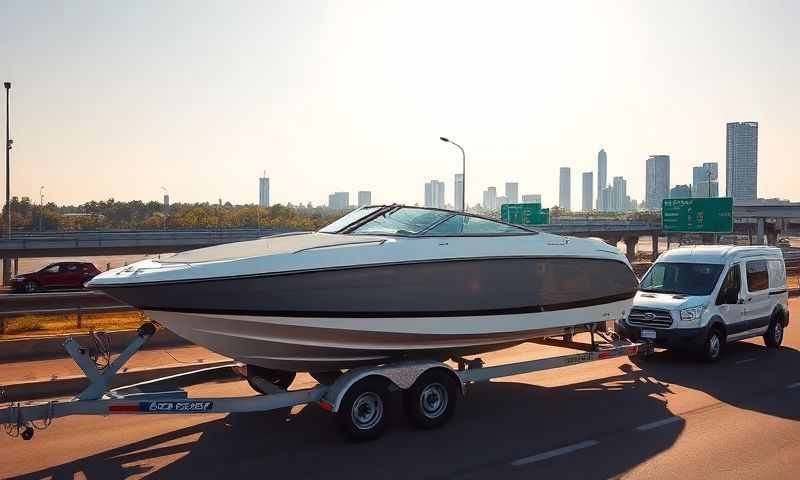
<box><xmin>0</xmin><ymin>328</ymin><xmax>191</xmax><ymax>363</ymax></box>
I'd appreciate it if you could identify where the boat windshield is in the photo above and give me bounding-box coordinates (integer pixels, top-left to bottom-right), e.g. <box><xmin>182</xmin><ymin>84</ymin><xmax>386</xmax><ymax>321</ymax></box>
<box><xmin>639</xmin><ymin>262</ymin><xmax>724</xmax><ymax>296</ymax></box>
<box><xmin>318</xmin><ymin>206</ymin><xmax>382</xmax><ymax>233</ymax></box>
<box><xmin>351</xmin><ymin>208</ymin><xmax>453</xmax><ymax>235</ymax></box>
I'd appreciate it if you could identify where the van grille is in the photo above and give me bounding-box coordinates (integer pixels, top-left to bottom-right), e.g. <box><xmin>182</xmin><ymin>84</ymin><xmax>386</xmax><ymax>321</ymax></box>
<box><xmin>627</xmin><ymin>308</ymin><xmax>673</xmax><ymax>328</ymax></box>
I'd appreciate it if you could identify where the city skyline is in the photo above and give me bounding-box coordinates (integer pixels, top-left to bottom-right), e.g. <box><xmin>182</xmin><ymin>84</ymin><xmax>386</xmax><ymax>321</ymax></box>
<box><xmin>3</xmin><ymin>2</ymin><xmax>799</xmax><ymax>209</ymax></box>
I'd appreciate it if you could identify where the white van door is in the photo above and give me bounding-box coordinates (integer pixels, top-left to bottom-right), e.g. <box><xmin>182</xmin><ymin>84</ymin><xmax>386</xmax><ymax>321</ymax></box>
<box><xmin>716</xmin><ymin>263</ymin><xmax>747</xmax><ymax>333</ymax></box>
<box><xmin>742</xmin><ymin>259</ymin><xmax>773</xmax><ymax>334</ymax></box>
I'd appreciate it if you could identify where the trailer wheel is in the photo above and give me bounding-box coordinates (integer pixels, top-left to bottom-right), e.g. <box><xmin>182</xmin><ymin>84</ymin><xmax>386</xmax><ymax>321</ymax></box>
<box><xmin>403</xmin><ymin>369</ymin><xmax>460</xmax><ymax>430</ymax></box>
<box><xmin>245</xmin><ymin>365</ymin><xmax>296</xmax><ymax>394</ymax></box>
<box><xmin>337</xmin><ymin>376</ymin><xmax>390</xmax><ymax>442</ymax></box>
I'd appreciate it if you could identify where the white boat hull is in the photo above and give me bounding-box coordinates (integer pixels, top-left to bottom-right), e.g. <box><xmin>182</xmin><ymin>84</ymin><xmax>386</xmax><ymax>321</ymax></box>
<box><xmin>146</xmin><ymin>299</ymin><xmax>630</xmax><ymax>371</ymax></box>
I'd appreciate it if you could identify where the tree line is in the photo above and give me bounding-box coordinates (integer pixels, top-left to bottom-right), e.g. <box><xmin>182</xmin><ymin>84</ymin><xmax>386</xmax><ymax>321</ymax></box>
<box><xmin>0</xmin><ymin>197</ymin><xmax>344</xmax><ymax>231</ymax></box>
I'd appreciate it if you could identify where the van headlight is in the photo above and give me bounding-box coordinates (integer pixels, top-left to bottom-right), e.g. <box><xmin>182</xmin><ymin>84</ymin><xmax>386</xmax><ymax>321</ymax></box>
<box><xmin>680</xmin><ymin>305</ymin><xmax>706</xmax><ymax>322</ymax></box>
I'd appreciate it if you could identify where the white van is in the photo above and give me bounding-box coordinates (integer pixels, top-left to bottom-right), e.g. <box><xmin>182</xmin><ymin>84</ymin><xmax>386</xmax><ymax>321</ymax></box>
<box><xmin>617</xmin><ymin>246</ymin><xmax>789</xmax><ymax>362</ymax></box>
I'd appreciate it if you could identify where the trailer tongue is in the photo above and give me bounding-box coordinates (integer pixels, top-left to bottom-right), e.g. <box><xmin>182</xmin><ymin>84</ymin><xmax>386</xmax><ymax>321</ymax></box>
<box><xmin>2</xmin><ymin>322</ymin><xmax>653</xmax><ymax>442</ymax></box>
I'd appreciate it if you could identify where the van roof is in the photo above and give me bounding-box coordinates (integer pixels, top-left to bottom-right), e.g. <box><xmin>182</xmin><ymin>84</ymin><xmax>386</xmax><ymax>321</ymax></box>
<box><xmin>657</xmin><ymin>245</ymin><xmax>783</xmax><ymax>264</ymax></box>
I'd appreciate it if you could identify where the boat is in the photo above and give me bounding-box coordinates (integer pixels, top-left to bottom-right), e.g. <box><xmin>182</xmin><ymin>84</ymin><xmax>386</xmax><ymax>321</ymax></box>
<box><xmin>87</xmin><ymin>205</ymin><xmax>638</xmax><ymax>379</ymax></box>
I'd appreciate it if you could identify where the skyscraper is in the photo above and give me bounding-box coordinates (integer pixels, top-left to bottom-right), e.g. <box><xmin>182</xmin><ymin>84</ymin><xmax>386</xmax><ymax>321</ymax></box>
<box><xmin>692</xmin><ymin>162</ymin><xmax>719</xmax><ymax>197</ymax></box>
<box><xmin>504</xmin><ymin>182</ymin><xmax>519</xmax><ymax>204</ymax></box>
<box><xmin>357</xmin><ymin>191</ymin><xmax>372</xmax><ymax>207</ymax></box>
<box><xmin>454</xmin><ymin>174</ymin><xmax>464</xmax><ymax>211</ymax></box>
<box><xmin>559</xmin><ymin>167</ymin><xmax>571</xmax><ymax>211</ymax></box>
<box><xmin>670</xmin><ymin>184</ymin><xmax>692</xmax><ymax>199</ymax></box>
<box><xmin>424</xmin><ymin>180</ymin><xmax>445</xmax><ymax>209</ymax></box>
<box><xmin>726</xmin><ymin>122</ymin><xmax>758</xmax><ymax>202</ymax></box>
<box><xmin>482</xmin><ymin>186</ymin><xmax>497</xmax><ymax>210</ymax></box>
<box><xmin>596</xmin><ymin>149</ymin><xmax>607</xmax><ymax>210</ymax></box>
<box><xmin>612</xmin><ymin>176</ymin><xmax>627</xmax><ymax>211</ymax></box>
<box><xmin>258</xmin><ymin>173</ymin><xmax>270</xmax><ymax>207</ymax></box>
<box><xmin>645</xmin><ymin>155</ymin><xmax>670</xmax><ymax>210</ymax></box>
<box><xmin>522</xmin><ymin>194</ymin><xmax>541</xmax><ymax>204</ymax></box>
<box><xmin>582</xmin><ymin>172</ymin><xmax>593</xmax><ymax>212</ymax></box>
<box><xmin>327</xmin><ymin>192</ymin><xmax>349</xmax><ymax>210</ymax></box>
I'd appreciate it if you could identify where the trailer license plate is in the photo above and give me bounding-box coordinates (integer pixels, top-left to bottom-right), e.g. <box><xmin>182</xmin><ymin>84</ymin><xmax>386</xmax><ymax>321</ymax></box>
<box><xmin>641</xmin><ymin>329</ymin><xmax>657</xmax><ymax>339</ymax></box>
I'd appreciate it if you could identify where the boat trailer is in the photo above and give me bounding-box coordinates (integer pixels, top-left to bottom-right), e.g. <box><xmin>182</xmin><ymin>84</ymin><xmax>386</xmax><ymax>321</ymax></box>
<box><xmin>2</xmin><ymin>322</ymin><xmax>653</xmax><ymax>442</ymax></box>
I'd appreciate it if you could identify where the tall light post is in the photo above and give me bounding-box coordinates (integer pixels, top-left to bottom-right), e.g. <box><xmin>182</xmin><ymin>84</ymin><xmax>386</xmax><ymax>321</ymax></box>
<box><xmin>161</xmin><ymin>186</ymin><xmax>168</xmax><ymax>231</ymax></box>
<box><xmin>439</xmin><ymin>137</ymin><xmax>465</xmax><ymax>211</ymax></box>
<box><xmin>4</xmin><ymin>82</ymin><xmax>11</xmax><ymax>239</ymax></box>
<box><xmin>39</xmin><ymin>186</ymin><xmax>44</xmax><ymax>231</ymax></box>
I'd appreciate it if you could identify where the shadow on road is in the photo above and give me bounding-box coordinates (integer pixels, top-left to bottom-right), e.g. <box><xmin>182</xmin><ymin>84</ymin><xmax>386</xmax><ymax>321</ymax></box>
<box><xmin>9</xmin><ymin>342</ymin><xmax>799</xmax><ymax>479</ymax></box>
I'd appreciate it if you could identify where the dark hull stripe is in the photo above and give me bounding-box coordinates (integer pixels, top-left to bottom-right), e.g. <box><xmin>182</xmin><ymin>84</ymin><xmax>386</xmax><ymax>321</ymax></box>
<box><xmin>141</xmin><ymin>290</ymin><xmax>636</xmax><ymax>319</ymax></box>
<box><xmin>95</xmin><ymin>255</ymin><xmax>633</xmax><ymax>288</ymax></box>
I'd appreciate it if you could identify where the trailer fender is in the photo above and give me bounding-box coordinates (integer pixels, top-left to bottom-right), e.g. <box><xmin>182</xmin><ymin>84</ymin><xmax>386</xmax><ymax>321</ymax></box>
<box><xmin>320</xmin><ymin>361</ymin><xmax>463</xmax><ymax>413</ymax></box>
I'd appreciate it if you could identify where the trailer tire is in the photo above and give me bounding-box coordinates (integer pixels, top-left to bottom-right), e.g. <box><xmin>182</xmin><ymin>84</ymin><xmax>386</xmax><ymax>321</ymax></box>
<box><xmin>337</xmin><ymin>376</ymin><xmax>390</xmax><ymax>442</ymax></box>
<box><xmin>245</xmin><ymin>365</ymin><xmax>296</xmax><ymax>394</ymax></box>
<box><xmin>403</xmin><ymin>369</ymin><xmax>460</xmax><ymax>430</ymax></box>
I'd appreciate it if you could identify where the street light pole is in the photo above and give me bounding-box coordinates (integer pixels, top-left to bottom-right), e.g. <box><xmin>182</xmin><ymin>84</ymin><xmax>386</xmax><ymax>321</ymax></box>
<box><xmin>439</xmin><ymin>137</ymin><xmax>466</xmax><ymax>212</ymax></box>
<box><xmin>4</xmin><ymin>82</ymin><xmax>10</xmax><ymax>239</ymax></box>
<box><xmin>39</xmin><ymin>186</ymin><xmax>44</xmax><ymax>231</ymax></box>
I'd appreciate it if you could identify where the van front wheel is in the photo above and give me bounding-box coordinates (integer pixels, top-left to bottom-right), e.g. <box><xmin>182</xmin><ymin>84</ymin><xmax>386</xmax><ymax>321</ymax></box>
<box><xmin>700</xmin><ymin>327</ymin><xmax>724</xmax><ymax>363</ymax></box>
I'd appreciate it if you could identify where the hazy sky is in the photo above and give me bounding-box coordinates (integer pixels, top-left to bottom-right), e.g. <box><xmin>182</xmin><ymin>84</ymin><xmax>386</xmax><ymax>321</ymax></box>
<box><xmin>3</xmin><ymin>0</ymin><xmax>799</xmax><ymax>208</ymax></box>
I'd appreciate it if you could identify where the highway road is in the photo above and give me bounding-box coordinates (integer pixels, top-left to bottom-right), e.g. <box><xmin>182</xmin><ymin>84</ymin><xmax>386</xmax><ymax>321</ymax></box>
<box><xmin>1</xmin><ymin>302</ymin><xmax>799</xmax><ymax>479</ymax></box>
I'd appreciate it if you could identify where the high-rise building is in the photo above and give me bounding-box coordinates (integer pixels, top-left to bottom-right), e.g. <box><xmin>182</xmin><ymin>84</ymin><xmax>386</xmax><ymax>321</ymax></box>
<box><xmin>559</xmin><ymin>167</ymin><xmax>571</xmax><ymax>211</ymax></box>
<box><xmin>504</xmin><ymin>182</ymin><xmax>519</xmax><ymax>204</ymax></box>
<box><xmin>327</xmin><ymin>192</ymin><xmax>349</xmax><ymax>210</ymax></box>
<box><xmin>692</xmin><ymin>162</ymin><xmax>719</xmax><ymax>197</ymax></box>
<box><xmin>670</xmin><ymin>184</ymin><xmax>692</xmax><ymax>199</ymax></box>
<box><xmin>612</xmin><ymin>176</ymin><xmax>627</xmax><ymax>211</ymax></box>
<box><xmin>726</xmin><ymin>122</ymin><xmax>758</xmax><ymax>202</ymax></box>
<box><xmin>357</xmin><ymin>191</ymin><xmax>372</xmax><ymax>207</ymax></box>
<box><xmin>600</xmin><ymin>186</ymin><xmax>612</xmax><ymax>212</ymax></box>
<box><xmin>424</xmin><ymin>180</ymin><xmax>445</xmax><ymax>208</ymax></box>
<box><xmin>454</xmin><ymin>174</ymin><xmax>465</xmax><ymax>211</ymax></box>
<box><xmin>581</xmin><ymin>172</ymin><xmax>593</xmax><ymax>212</ymax></box>
<box><xmin>645</xmin><ymin>155</ymin><xmax>670</xmax><ymax>210</ymax></box>
<box><xmin>696</xmin><ymin>181</ymin><xmax>719</xmax><ymax>198</ymax></box>
<box><xmin>596</xmin><ymin>149</ymin><xmax>607</xmax><ymax>210</ymax></box>
<box><xmin>163</xmin><ymin>194</ymin><xmax>170</xmax><ymax>212</ymax></box>
<box><xmin>496</xmin><ymin>196</ymin><xmax>509</xmax><ymax>209</ymax></box>
<box><xmin>482</xmin><ymin>186</ymin><xmax>497</xmax><ymax>210</ymax></box>
<box><xmin>522</xmin><ymin>194</ymin><xmax>541</xmax><ymax>204</ymax></box>
<box><xmin>258</xmin><ymin>173</ymin><xmax>270</xmax><ymax>207</ymax></box>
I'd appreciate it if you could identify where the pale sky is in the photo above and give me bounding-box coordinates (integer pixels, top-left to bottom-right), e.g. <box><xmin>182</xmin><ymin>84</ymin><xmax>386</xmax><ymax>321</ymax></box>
<box><xmin>3</xmin><ymin>0</ymin><xmax>799</xmax><ymax>208</ymax></box>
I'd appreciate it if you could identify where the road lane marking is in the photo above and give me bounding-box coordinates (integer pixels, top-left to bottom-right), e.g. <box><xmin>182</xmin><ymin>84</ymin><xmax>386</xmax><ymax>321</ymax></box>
<box><xmin>635</xmin><ymin>416</ymin><xmax>682</xmax><ymax>431</ymax></box>
<box><xmin>510</xmin><ymin>440</ymin><xmax>599</xmax><ymax>466</ymax></box>
<box><xmin>735</xmin><ymin>358</ymin><xmax>757</xmax><ymax>364</ymax></box>
<box><xmin>786</xmin><ymin>382</ymin><xmax>800</xmax><ymax>390</ymax></box>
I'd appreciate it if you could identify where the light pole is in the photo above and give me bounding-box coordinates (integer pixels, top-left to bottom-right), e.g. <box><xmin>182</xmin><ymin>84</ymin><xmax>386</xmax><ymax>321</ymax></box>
<box><xmin>39</xmin><ymin>186</ymin><xmax>44</xmax><ymax>231</ymax></box>
<box><xmin>161</xmin><ymin>186</ymin><xmax>168</xmax><ymax>230</ymax></box>
<box><xmin>440</xmin><ymin>137</ymin><xmax>465</xmax><ymax>211</ymax></box>
<box><xmin>4</xmin><ymin>82</ymin><xmax>11</xmax><ymax>239</ymax></box>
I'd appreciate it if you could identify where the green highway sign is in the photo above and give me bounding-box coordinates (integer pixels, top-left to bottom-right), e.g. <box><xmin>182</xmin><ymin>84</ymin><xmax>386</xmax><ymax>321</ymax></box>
<box><xmin>662</xmin><ymin>197</ymin><xmax>733</xmax><ymax>233</ymax></box>
<box><xmin>501</xmin><ymin>203</ymin><xmax>549</xmax><ymax>226</ymax></box>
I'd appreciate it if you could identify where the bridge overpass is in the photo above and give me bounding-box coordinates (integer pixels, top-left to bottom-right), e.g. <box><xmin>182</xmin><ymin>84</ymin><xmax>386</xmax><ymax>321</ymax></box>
<box><xmin>0</xmin><ymin>223</ymin><xmax>663</xmax><ymax>284</ymax></box>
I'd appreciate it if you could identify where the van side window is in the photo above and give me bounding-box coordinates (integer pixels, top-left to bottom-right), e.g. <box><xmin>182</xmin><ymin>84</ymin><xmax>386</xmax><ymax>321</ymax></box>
<box><xmin>716</xmin><ymin>264</ymin><xmax>740</xmax><ymax>304</ymax></box>
<box><xmin>767</xmin><ymin>260</ymin><xmax>786</xmax><ymax>289</ymax></box>
<box><xmin>745</xmin><ymin>260</ymin><xmax>769</xmax><ymax>292</ymax></box>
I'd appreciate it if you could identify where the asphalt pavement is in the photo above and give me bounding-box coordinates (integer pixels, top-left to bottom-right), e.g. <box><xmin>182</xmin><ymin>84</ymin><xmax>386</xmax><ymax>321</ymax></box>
<box><xmin>1</xmin><ymin>301</ymin><xmax>799</xmax><ymax>479</ymax></box>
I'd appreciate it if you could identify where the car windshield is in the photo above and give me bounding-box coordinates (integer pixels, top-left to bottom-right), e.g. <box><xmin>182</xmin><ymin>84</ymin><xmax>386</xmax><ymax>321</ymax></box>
<box><xmin>351</xmin><ymin>208</ymin><xmax>452</xmax><ymax>235</ymax></box>
<box><xmin>318</xmin><ymin>206</ymin><xmax>382</xmax><ymax>233</ymax></box>
<box><xmin>639</xmin><ymin>262</ymin><xmax>724</xmax><ymax>296</ymax></box>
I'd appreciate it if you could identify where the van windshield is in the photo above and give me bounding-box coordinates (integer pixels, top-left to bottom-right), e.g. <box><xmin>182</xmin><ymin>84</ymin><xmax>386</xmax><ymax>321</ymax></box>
<box><xmin>639</xmin><ymin>262</ymin><xmax>724</xmax><ymax>296</ymax></box>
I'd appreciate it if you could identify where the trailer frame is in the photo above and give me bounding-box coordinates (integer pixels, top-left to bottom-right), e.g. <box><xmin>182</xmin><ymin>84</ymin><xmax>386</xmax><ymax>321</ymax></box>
<box><xmin>2</xmin><ymin>322</ymin><xmax>653</xmax><ymax>441</ymax></box>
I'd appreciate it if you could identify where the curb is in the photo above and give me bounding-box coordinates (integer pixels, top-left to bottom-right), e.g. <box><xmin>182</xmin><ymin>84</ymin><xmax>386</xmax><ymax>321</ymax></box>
<box><xmin>1</xmin><ymin>360</ymin><xmax>238</xmax><ymax>402</ymax></box>
<box><xmin>0</xmin><ymin>328</ymin><xmax>191</xmax><ymax>363</ymax></box>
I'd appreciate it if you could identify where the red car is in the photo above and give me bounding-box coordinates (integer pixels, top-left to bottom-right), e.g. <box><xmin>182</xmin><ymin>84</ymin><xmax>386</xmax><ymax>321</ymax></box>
<box><xmin>10</xmin><ymin>262</ymin><xmax>101</xmax><ymax>293</ymax></box>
